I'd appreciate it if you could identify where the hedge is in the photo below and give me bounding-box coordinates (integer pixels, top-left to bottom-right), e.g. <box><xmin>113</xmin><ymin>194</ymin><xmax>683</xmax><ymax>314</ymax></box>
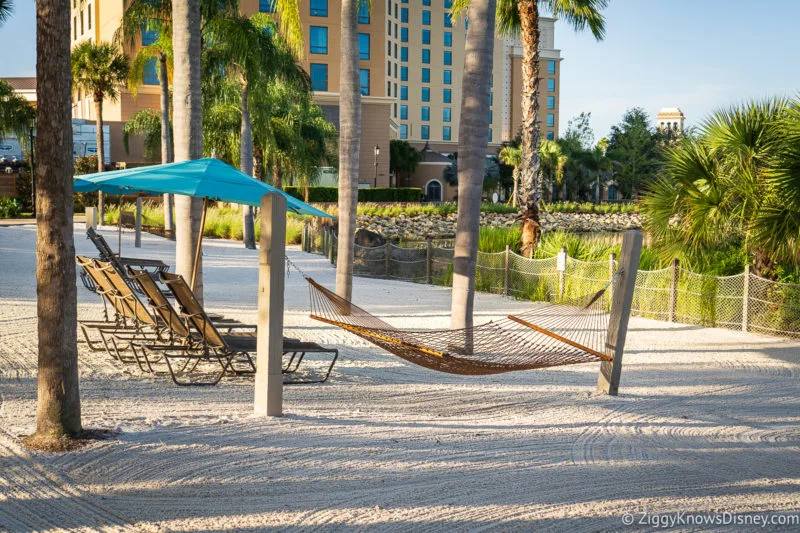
<box><xmin>283</xmin><ymin>186</ymin><xmax>421</xmax><ymax>203</ymax></box>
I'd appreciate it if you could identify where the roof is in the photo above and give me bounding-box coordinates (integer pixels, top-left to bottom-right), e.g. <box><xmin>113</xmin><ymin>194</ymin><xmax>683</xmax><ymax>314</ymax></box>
<box><xmin>657</xmin><ymin>107</ymin><xmax>685</xmax><ymax>118</ymax></box>
<box><xmin>2</xmin><ymin>77</ymin><xmax>36</xmax><ymax>91</ymax></box>
<box><xmin>419</xmin><ymin>144</ymin><xmax>452</xmax><ymax>164</ymax></box>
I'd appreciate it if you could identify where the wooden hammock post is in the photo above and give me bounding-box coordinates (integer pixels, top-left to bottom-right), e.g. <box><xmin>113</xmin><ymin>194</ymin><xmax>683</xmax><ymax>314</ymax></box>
<box><xmin>742</xmin><ymin>264</ymin><xmax>751</xmax><ymax>332</ymax></box>
<box><xmin>597</xmin><ymin>230</ymin><xmax>642</xmax><ymax>396</ymax></box>
<box><xmin>426</xmin><ymin>237</ymin><xmax>432</xmax><ymax>284</ymax></box>
<box><xmin>504</xmin><ymin>245</ymin><xmax>510</xmax><ymax>296</ymax></box>
<box><xmin>254</xmin><ymin>192</ymin><xmax>286</xmax><ymax>417</ymax></box>
<box><xmin>668</xmin><ymin>258</ymin><xmax>679</xmax><ymax>322</ymax></box>
<box><xmin>557</xmin><ymin>247</ymin><xmax>567</xmax><ymax>301</ymax></box>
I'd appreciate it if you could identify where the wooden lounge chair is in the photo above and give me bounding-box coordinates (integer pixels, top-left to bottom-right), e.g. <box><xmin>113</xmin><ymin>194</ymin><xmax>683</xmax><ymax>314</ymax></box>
<box><xmin>132</xmin><ymin>272</ymin><xmax>338</xmax><ymax>386</ymax></box>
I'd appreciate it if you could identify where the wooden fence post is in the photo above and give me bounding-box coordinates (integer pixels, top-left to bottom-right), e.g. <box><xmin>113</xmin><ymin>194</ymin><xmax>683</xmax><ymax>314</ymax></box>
<box><xmin>328</xmin><ymin>228</ymin><xmax>335</xmax><ymax>265</ymax></box>
<box><xmin>597</xmin><ymin>230</ymin><xmax>643</xmax><ymax>396</ymax></box>
<box><xmin>557</xmin><ymin>246</ymin><xmax>567</xmax><ymax>301</ymax></box>
<box><xmin>385</xmin><ymin>242</ymin><xmax>391</xmax><ymax>279</ymax></box>
<box><xmin>742</xmin><ymin>264</ymin><xmax>751</xmax><ymax>332</ymax></box>
<box><xmin>668</xmin><ymin>258</ymin><xmax>679</xmax><ymax>322</ymax></box>
<box><xmin>254</xmin><ymin>192</ymin><xmax>286</xmax><ymax>417</ymax></box>
<box><xmin>504</xmin><ymin>245</ymin><xmax>511</xmax><ymax>297</ymax></box>
<box><xmin>426</xmin><ymin>237</ymin><xmax>432</xmax><ymax>284</ymax></box>
<box><xmin>134</xmin><ymin>196</ymin><xmax>142</xmax><ymax>248</ymax></box>
<box><xmin>301</xmin><ymin>223</ymin><xmax>307</xmax><ymax>252</ymax></box>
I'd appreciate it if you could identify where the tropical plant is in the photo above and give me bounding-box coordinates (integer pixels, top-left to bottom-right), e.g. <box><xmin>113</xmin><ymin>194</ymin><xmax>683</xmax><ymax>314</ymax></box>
<box><xmin>455</xmin><ymin>0</ymin><xmax>608</xmax><ymax>256</ymax></box>
<box><xmin>123</xmin><ymin>109</ymin><xmax>162</xmax><ymax>162</ymax></box>
<box><xmin>643</xmin><ymin>98</ymin><xmax>800</xmax><ymax>277</ymax></box>
<box><xmin>390</xmin><ymin>139</ymin><xmax>422</xmax><ymax>187</ymax></box>
<box><xmin>26</xmin><ymin>0</ymin><xmax>83</xmax><ymax>449</ymax></box>
<box><xmin>450</xmin><ymin>0</ymin><xmax>497</xmax><ymax>330</ymax></box>
<box><xmin>538</xmin><ymin>139</ymin><xmax>566</xmax><ymax>200</ymax></box>
<box><xmin>0</xmin><ymin>0</ymin><xmax>11</xmax><ymax>25</ymax></box>
<box><xmin>71</xmin><ymin>41</ymin><xmax>129</xmax><ymax>220</ymax></box>
<box><xmin>0</xmin><ymin>79</ymin><xmax>35</xmax><ymax>142</ymax></box>
<box><xmin>498</xmin><ymin>144</ymin><xmax>521</xmax><ymax>206</ymax></box>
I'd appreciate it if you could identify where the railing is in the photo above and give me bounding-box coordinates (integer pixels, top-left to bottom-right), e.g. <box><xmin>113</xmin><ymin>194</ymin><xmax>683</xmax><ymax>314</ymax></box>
<box><xmin>302</xmin><ymin>225</ymin><xmax>800</xmax><ymax>340</ymax></box>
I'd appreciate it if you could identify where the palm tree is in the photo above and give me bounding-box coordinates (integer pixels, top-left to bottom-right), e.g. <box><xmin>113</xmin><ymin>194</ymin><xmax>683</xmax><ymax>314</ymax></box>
<box><xmin>117</xmin><ymin>2</ymin><xmax>175</xmax><ymax>233</ymax></box>
<box><xmin>123</xmin><ymin>108</ymin><xmax>162</xmax><ymax>162</ymax></box>
<box><xmin>71</xmin><ymin>41</ymin><xmax>129</xmax><ymax>221</ymax></box>
<box><xmin>643</xmin><ymin>98</ymin><xmax>800</xmax><ymax>277</ymax></box>
<box><xmin>498</xmin><ymin>144</ymin><xmax>522</xmax><ymax>206</ymax></box>
<box><xmin>450</xmin><ymin>0</ymin><xmax>497</xmax><ymax>331</ymax></box>
<box><xmin>0</xmin><ymin>79</ymin><xmax>35</xmax><ymax>141</ymax></box>
<box><xmin>336</xmin><ymin>0</ymin><xmax>363</xmax><ymax>304</ymax></box>
<box><xmin>26</xmin><ymin>0</ymin><xmax>82</xmax><ymax>448</ymax></box>
<box><xmin>538</xmin><ymin>139</ymin><xmax>565</xmax><ymax>200</ymax></box>
<box><xmin>0</xmin><ymin>0</ymin><xmax>12</xmax><ymax>25</ymax></box>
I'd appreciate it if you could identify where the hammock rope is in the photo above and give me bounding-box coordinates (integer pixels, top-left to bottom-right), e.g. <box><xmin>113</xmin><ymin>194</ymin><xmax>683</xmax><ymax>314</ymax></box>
<box><xmin>303</xmin><ymin>271</ymin><xmax>623</xmax><ymax>376</ymax></box>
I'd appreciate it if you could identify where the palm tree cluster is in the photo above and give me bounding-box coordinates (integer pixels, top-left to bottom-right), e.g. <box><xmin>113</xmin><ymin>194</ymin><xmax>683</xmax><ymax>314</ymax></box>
<box><xmin>0</xmin><ymin>79</ymin><xmax>35</xmax><ymax>144</ymax></box>
<box><xmin>643</xmin><ymin>98</ymin><xmax>800</xmax><ymax>277</ymax></box>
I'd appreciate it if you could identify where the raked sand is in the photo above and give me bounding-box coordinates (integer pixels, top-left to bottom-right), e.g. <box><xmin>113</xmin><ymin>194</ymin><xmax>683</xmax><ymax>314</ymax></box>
<box><xmin>1</xmin><ymin>224</ymin><xmax>800</xmax><ymax>532</ymax></box>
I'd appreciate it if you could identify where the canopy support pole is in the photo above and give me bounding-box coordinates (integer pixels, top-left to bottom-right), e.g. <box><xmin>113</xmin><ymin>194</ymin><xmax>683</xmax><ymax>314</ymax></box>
<box><xmin>597</xmin><ymin>229</ymin><xmax>642</xmax><ymax>396</ymax></box>
<box><xmin>190</xmin><ymin>198</ymin><xmax>208</xmax><ymax>291</ymax></box>
<box><xmin>254</xmin><ymin>192</ymin><xmax>286</xmax><ymax>417</ymax></box>
<box><xmin>117</xmin><ymin>189</ymin><xmax>122</xmax><ymax>255</ymax></box>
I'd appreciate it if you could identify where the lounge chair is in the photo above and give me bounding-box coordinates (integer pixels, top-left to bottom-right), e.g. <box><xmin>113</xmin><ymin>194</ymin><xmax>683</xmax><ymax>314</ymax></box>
<box><xmin>132</xmin><ymin>272</ymin><xmax>338</xmax><ymax>386</ymax></box>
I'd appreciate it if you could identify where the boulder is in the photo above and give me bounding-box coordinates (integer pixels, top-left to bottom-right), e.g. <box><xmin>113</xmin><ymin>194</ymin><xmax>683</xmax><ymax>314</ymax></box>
<box><xmin>355</xmin><ymin>228</ymin><xmax>387</xmax><ymax>247</ymax></box>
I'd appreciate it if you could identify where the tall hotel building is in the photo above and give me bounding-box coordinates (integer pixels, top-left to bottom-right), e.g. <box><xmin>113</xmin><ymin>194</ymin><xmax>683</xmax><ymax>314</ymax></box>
<box><xmin>70</xmin><ymin>1</ymin><xmax>561</xmax><ymax>188</ymax></box>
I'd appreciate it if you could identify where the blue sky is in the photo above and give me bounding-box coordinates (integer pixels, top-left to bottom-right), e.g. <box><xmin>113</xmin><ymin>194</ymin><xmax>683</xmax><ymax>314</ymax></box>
<box><xmin>2</xmin><ymin>0</ymin><xmax>798</xmax><ymax>142</ymax></box>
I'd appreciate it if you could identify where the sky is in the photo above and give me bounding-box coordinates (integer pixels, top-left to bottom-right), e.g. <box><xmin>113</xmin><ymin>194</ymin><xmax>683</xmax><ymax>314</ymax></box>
<box><xmin>2</xmin><ymin>0</ymin><xmax>799</xmax><ymax>143</ymax></box>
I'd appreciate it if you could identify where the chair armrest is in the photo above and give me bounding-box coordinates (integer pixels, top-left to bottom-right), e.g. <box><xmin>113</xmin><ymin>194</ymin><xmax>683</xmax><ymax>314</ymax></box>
<box><xmin>118</xmin><ymin>256</ymin><xmax>169</xmax><ymax>269</ymax></box>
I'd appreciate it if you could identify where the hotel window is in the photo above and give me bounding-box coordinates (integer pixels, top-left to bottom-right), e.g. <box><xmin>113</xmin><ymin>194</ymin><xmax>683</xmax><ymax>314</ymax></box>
<box><xmin>547</xmin><ymin>96</ymin><xmax>555</xmax><ymax>110</ymax></box>
<box><xmin>401</xmin><ymin>7</ymin><xmax>408</xmax><ymax>22</ymax></box>
<box><xmin>423</xmin><ymin>0</ymin><xmax>431</xmax><ymax>5</ymax></box>
<box><xmin>421</xmin><ymin>125</ymin><xmax>430</xmax><ymax>139</ymax></box>
<box><xmin>387</xmin><ymin>81</ymin><xmax>391</xmax><ymax>95</ymax></box>
<box><xmin>387</xmin><ymin>60</ymin><xmax>391</xmax><ymax>75</ymax></box>
<box><xmin>141</xmin><ymin>25</ymin><xmax>158</xmax><ymax>45</ymax></box>
<box><xmin>87</xmin><ymin>4</ymin><xmax>92</xmax><ymax>29</ymax></box>
<box><xmin>309</xmin><ymin>26</ymin><xmax>328</xmax><ymax>54</ymax></box>
<box><xmin>547</xmin><ymin>78</ymin><xmax>555</xmax><ymax>92</ymax></box>
<box><xmin>422</xmin><ymin>10</ymin><xmax>431</xmax><ymax>25</ymax></box>
<box><xmin>547</xmin><ymin>131</ymin><xmax>555</xmax><ymax>140</ymax></box>
<box><xmin>489</xmin><ymin>110</ymin><xmax>493</xmax><ymax>123</ymax></box>
<box><xmin>309</xmin><ymin>0</ymin><xmax>327</xmax><ymax>15</ymax></box>
<box><xmin>443</xmin><ymin>51</ymin><xmax>452</xmax><ymax>65</ymax></box>
<box><xmin>401</xmin><ymin>66</ymin><xmax>408</xmax><ymax>81</ymax></box>
<box><xmin>443</xmin><ymin>126</ymin><xmax>451</xmax><ymax>141</ymax></box>
<box><xmin>422</xmin><ymin>30</ymin><xmax>431</xmax><ymax>45</ymax></box>
<box><xmin>394</xmin><ymin>102</ymin><xmax>397</xmax><ymax>118</ymax></box>
<box><xmin>360</xmin><ymin>69</ymin><xmax>370</xmax><ymax>95</ymax></box>
<box><xmin>394</xmin><ymin>83</ymin><xmax>398</xmax><ymax>96</ymax></box>
<box><xmin>74</xmin><ymin>17</ymin><xmax>77</xmax><ymax>39</ymax></box>
<box><xmin>489</xmin><ymin>92</ymin><xmax>493</xmax><ymax>106</ymax></box>
<box><xmin>394</xmin><ymin>63</ymin><xmax>398</xmax><ymax>77</ymax></box>
<box><xmin>400</xmin><ymin>124</ymin><xmax>408</xmax><ymax>139</ymax></box>
<box><xmin>443</xmin><ymin>32</ymin><xmax>452</xmax><ymax>46</ymax></box>
<box><xmin>443</xmin><ymin>89</ymin><xmax>451</xmax><ymax>103</ymax></box>
<box><xmin>400</xmin><ymin>46</ymin><xmax>408</xmax><ymax>61</ymax></box>
<box><xmin>143</xmin><ymin>58</ymin><xmax>159</xmax><ymax>85</ymax></box>
<box><xmin>421</xmin><ymin>68</ymin><xmax>430</xmax><ymax>83</ymax></box>
<box><xmin>394</xmin><ymin>23</ymin><xmax>398</xmax><ymax>38</ymax></box>
<box><xmin>488</xmin><ymin>128</ymin><xmax>492</xmax><ymax>142</ymax></box>
<box><xmin>422</xmin><ymin>49</ymin><xmax>430</xmax><ymax>64</ymax></box>
<box><xmin>359</xmin><ymin>33</ymin><xmax>370</xmax><ymax>60</ymax></box>
<box><xmin>547</xmin><ymin>113</ymin><xmax>555</xmax><ymax>127</ymax></box>
<box><xmin>394</xmin><ymin>4</ymin><xmax>398</xmax><ymax>18</ymax></box>
<box><xmin>80</xmin><ymin>9</ymin><xmax>84</xmax><ymax>34</ymax></box>
<box><xmin>443</xmin><ymin>70</ymin><xmax>451</xmax><ymax>84</ymax></box>
<box><xmin>421</xmin><ymin>106</ymin><xmax>430</xmax><ymax>121</ymax></box>
<box><xmin>400</xmin><ymin>105</ymin><xmax>408</xmax><ymax>119</ymax></box>
<box><xmin>394</xmin><ymin>43</ymin><xmax>398</xmax><ymax>58</ymax></box>
<box><xmin>387</xmin><ymin>20</ymin><xmax>391</xmax><ymax>33</ymax></box>
<box><xmin>444</xmin><ymin>0</ymin><xmax>452</xmax><ymax>7</ymax></box>
<box><xmin>387</xmin><ymin>40</ymin><xmax>391</xmax><ymax>54</ymax></box>
<box><xmin>400</xmin><ymin>85</ymin><xmax>408</xmax><ymax>100</ymax></box>
<box><xmin>260</xmin><ymin>0</ymin><xmax>275</xmax><ymax>13</ymax></box>
<box><xmin>401</xmin><ymin>27</ymin><xmax>408</xmax><ymax>42</ymax></box>
<box><xmin>444</xmin><ymin>13</ymin><xmax>452</xmax><ymax>28</ymax></box>
<box><xmin>358</xmin><ymin>2</ymin><xmax>370</xmax><ymax>23</ymax></box>
<box><xmin>443</xmin><ymin>108</ymin><xmax>451</xmax><ymax>122</ymax></box>
<box><xmin>548</xmin><ymin>60</ymin><xmax>556</xmax><ymax>75</ymax></box>
<box><xmin>310</xmin><ymin>63</ymin><xmax>328</xmax><ymax>91</ymax></box>
<box><xmin>421</xmin><ymin>87</ymin><xmax>430</xmax><ymax>102</ymax></box>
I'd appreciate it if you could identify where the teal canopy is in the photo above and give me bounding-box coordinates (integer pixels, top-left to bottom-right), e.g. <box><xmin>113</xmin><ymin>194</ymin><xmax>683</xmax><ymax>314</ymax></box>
<box><xmin>74</xmin><ymin>158</ymin><xmax>334</xmax><ymax>219</ymax></box>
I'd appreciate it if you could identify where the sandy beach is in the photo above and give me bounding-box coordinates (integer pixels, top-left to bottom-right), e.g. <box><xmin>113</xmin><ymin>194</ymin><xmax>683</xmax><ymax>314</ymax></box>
<box><xmin>1</xmin><ymin>223</ymin><xmax>799</xmax><ymax>532</ymax></box>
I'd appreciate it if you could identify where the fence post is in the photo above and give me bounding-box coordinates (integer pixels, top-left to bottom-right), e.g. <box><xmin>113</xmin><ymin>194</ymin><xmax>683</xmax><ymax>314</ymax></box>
<box><xmin>608</xmin><ymin>252</ymin><xmax>617</xmax><ymax>304</ymax></box>
<box><xmin>597</xmin><ymin>230</ymin><xmax>643</xmax><ymax>396</ymax></box>
<box><xmin>557</xmin><ymin>246</ymin><xmax>567</xmax><ymax>301</ymax></box>
<box><xmin>328</xmin><ymin>228</ymin><xmax>335</xmax><ymax>265</ymax></box>
<box><xmin>668</xmin><ymin>258</ymin><xmax>679</xmax><ymax>322</ymax></box>
<box><xmin>504</xmin><ymin>245</ymin><xmax>511</xmax><ymax>297</ymax></box>
<box><xmin>742</xmin><ymin>264</ymin><xmax>751</xmax><ymax>332</ymax></box>
<box><xmin>426</xmin><ymin>237</ymin><xmax>432</xmax><ymax>284</ymax></box>
<box><xmin>385</xmin><ymin>242</ymin><xmax>391</xmax><ymax>279</ymax></box>
<box><xmin>301</xmin><ymin>223</ymin><xmax>307</xmax><ymax>252</ymax></box>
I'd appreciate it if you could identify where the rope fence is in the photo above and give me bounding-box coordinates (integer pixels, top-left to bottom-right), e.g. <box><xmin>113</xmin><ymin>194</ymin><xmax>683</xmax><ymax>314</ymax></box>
<box><xmin>301</xmin><ymin>225</ymin><xmax>800</xmax><ymax>340</ymax></box>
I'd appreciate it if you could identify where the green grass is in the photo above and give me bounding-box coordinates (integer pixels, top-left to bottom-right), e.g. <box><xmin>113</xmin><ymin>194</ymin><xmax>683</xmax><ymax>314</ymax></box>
<box><xmin>545</xmin><ymin>201</ymin><xmax>639</xmax><ymax>214</ymax></box>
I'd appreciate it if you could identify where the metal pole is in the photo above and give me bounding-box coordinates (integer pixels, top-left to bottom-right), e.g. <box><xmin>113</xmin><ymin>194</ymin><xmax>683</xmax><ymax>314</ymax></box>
<box><xmin>668</xmin><ymin>258</ymin><xmax>679</xmax><ymax>322</ymax></box>
<box><xmin>134</xmin><ymin>195</ymin><xmax>142</xmax><ymax>248</ymax></box>
<box><xmin>190</xmin><ymin>198</ymin><xmax>208</xmax><ymax>291</ymax></box>
<box><xmin>597</xmin><ymin>230</ymin><xmax>643</xmax><ymax>396</ymax></box>
<box><xmin>254</xmin><ymin>192</ymin><xmax>286</xmax><ymax>417</ymax></box>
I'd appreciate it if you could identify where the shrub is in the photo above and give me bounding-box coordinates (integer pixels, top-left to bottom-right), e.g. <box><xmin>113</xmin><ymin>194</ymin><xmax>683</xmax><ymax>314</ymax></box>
<box><xmin>284</xmin><ymin>186</ymin><xmax>338</xmax><ymax>203</ymax></box>
<box><xmin>358</xmin><ymin>188</ymin><xmax>421</xmax><ymax>202</ymax></box>
<box><xmin>0</xmin><ymin>196</ymin><xmax>20</xmax><ymax>218</ymax></box>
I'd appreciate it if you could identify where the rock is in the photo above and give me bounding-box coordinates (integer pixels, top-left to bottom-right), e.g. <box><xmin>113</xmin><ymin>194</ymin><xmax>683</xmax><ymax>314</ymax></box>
<box><xmin>354</xmin><ymin>228</ymin><xmax>387</xmax><ymax>247</ymax></box>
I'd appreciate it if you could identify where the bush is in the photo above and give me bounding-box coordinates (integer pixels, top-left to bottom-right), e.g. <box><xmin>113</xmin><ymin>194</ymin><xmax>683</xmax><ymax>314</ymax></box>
<box><xmin>283</xmin><ymin>187</ymin><xmax>422</xmax><ymax>203</ymax></box>
<box><xmin>0</xmin><ymin>196</ymin><xmax>20</xmax><ymax>218</ymax></box>
<box><xmin>284</xmin><ymin>186</ymin><xmax>338</xmax><ymax>203</ymax></box>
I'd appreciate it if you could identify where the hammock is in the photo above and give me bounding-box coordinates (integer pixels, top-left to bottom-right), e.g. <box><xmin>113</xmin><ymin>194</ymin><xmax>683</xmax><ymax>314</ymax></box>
<box><xmin>306</xmin><ymin>275</ymin><xmax>621</xmax><ymax>375</ymax></box>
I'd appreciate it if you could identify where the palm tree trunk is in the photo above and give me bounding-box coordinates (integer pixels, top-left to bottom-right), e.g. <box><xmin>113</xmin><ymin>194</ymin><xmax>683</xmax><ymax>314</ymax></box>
<box><xmin>240</xmin><ymin>82</ymin><xmax>255</xmax><ymax>249</ymax></box>
<box><xmin>336</xmin><ymin>0</ymin><xmax>361</xmax><ymax>305</ymax></box>
<box><xmin>172</xmin><ymin>0</ymin><xmax>205</xmax><ymax>302</ymax></box>
<box><xmin>253</xmin><ymin>145</ymin><xmax>263</xmax><ymax>181</ymax></box>
<box><xmin>512</xmin><ymin>167</ymin><xmax>520</xmax><ymax>207</ymax></box>
<box><xmin>517</xmin><ymin>0</ymin><xmax>542</xmax><ymax>257</ymax></box>
<box><xmin>273</xmin><ymin>164</ymin><xmax>282</xmax><ymax>190</ymax></box>
<box><xmin>29</xmin><ymin>0</ymin><xmax>82</xmax><ymax>446</ymax></box>
<box><xmin>159</xmin><ymin>53</ymin><xmax>175</xmax><ymax>237</ymax></box>
<box><xmin>450</xmin><ymin>0</ymin><xmax>496</xmax><ymax>331</ymax></box>
<box><xmin>94</xmin><ymin>97</ymin><xmax>105</xmax><ymax>221</ymax></box>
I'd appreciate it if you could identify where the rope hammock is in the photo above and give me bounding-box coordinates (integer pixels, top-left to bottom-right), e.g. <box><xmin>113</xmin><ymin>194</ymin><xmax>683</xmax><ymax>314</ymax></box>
<box><xmin>304</xmin><ymin>273</ymin><xmax>623</xmax><ymax>375</ymax></box>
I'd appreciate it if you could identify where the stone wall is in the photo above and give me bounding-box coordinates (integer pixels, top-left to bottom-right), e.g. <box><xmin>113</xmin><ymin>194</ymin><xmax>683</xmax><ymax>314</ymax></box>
<box><xmin>357</xmin><ymin>211</ymin><xmax>642</xmax><ymax>240</ymax></box>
